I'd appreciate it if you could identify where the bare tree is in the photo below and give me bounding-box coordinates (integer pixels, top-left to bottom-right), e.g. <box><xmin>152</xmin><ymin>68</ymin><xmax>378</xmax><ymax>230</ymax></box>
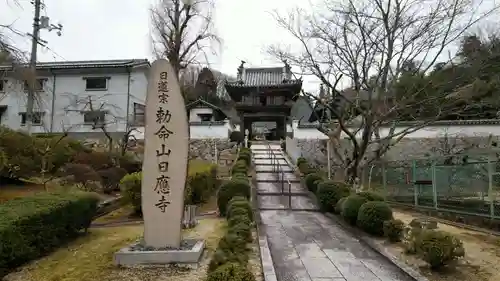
<box><xmin>150</xmin><ymin>0</ymin><xmax>220</xmax><ymax>79</ymax></box>
<box><xmin>63</xmin><ymin>94</ymin><xmax>126</xmax><ymax>152</ymax></box>
<box><xmin>269</xmin><ymin>0</ymin><xmax>500</xmax><ymax>183</ymax></box>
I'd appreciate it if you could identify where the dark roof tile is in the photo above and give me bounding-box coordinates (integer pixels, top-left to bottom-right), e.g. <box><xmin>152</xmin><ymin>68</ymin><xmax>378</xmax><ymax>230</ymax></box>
<box><xmin>226</xmin><ymin>66</ymin><xmax>301</xmax><ymax>87</ymax></box>
<box><xmin>0</xmin><ymin>59</ymin><xmax>150</xmax><ymax>71</ymax></box>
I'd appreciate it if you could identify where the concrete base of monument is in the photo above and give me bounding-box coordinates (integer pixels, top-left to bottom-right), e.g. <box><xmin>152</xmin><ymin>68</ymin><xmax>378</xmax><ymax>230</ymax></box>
<box><xmin>113</xmin><ymin>239</ymin><xmax>205</xmax><ymax>268</ymax></box>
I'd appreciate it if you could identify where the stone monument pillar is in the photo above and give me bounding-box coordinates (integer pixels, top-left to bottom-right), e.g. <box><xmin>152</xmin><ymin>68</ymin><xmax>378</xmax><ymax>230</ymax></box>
<box><xmin>141</xmin><ymin>59</ymin><xmax>189</xmax><ymax>249</ymax></box>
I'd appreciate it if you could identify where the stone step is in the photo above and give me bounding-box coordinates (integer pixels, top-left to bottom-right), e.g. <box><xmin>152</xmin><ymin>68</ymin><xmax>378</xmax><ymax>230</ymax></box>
<box><xmin>256</xmin><ymin>172</ymin><xmax>300</xmax><ymax>183</ymax></box>
<box><xmin>254</xmin><ymin>159</ymin><xmax>289</xmax><ymax>165</ymax></box>
<box><xmin>257</xmin><ymin>182</ymin><xmax>307</xmax><ymax>195</ymax></box>
<box><xmin>257</xmin><ymin>195</ymin><xmax>319</xmax><ymax>211</ymax></box>
<box><xmin>255</xmin><ymin>165</ymin><xmax>293</xmax><ymax>172</ymax></box>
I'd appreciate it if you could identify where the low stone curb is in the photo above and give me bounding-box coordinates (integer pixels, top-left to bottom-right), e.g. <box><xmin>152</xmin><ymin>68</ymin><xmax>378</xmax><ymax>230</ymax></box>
<box><xmin>324</xmin><ymin>213</ymin><xmax>429</xmax><ymax>281</ymax></box>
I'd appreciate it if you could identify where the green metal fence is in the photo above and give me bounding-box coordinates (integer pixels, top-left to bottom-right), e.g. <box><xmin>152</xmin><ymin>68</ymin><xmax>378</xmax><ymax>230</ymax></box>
<box><xmin>368</xmin><ymin>154</ymin><xmax>500</xmax><ymax>219</ymax></box>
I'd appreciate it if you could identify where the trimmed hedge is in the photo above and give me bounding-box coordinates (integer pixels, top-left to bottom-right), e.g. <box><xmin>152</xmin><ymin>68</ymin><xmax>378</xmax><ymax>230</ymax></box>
<box><xmin>217</xmin><ymin>179</ymin><xmax>251</xmax><ymax>216</ymax></box>
<box><xmin>304</xmin><ymin>173</ymin><xmax>323</xmax><ymax>193</ymax></box>
<box><xmin>356</xmin><ymin>201</ymin><xmax>393</xmax><ymax>236</ymax></box>
<box><xmin>357</xmin><ymin>191</ymin><xmax>385</xmax><ymax>202</ymax></box>
<box><xmin>206</xmin><ymin>262</ymin><xmax>255</xmax><ymax>281</ymax></box>
<box><xmin>185</xmin><ymin>161</ymin><xmax>218</xmax><ymax>205</ymax></box>
<box><xmin>207</xmin><ymin>197</ymin><xmax>256</xmax><ymax>280</ymax></box>
<box><xmin>120</xmin><ymin>172</ymin><xmax>142</xmax><ymax>215</ymax></box>
<box><xmin>0</xmin><ymin>191</ymin><xmax>99</xmax><ymax>276</ymax></box>
<box><xmin>341</xmin><ymin>195</ymin><xmax>368</xmax><ymax>225</ymax></box>
<box><xmin>227</xmin><ymin>196</ymin><xmax>253</xmax><ymax>222</ymax></box>
<box><xmin>316</xmin><ymin>181</ymin><xmax>351</xmax><ymax>212</ymax></box>
<box><xmin>335</xmin><ymin>197</ymin><xmax>347</xmax><ymax>214</ymax></box>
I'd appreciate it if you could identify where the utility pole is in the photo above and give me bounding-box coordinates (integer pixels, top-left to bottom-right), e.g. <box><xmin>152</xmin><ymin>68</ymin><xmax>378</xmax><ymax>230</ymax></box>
<box><xmin>25</xmin><ymin>0</ymin><xmax>42</xmax><ymax>134</ymax></box>
<box><xmin>25</xmin><ymin>0</ymin><xmax>63</xmax><ymax>134</ymax></box>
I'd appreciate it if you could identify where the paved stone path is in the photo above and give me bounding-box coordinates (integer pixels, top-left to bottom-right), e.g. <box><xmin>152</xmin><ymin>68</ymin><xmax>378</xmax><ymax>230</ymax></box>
<box><xmin>251</xmin><ymin>144</ymin><xmax>414</xmax><ymax>281</ymax></box>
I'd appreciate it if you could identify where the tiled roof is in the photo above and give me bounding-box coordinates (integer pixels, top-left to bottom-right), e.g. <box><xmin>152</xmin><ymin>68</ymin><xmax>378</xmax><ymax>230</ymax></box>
<box><xmin>185</xmin><ymin>98</ymin><xmax>228</xmax><ymax>119</ymax></box>
<box><xmin>0</xmin><ymin>59</ymin><xmax>150</xmax><ymax>71</ymax></box>
<box><xmin>226</xmin><ymin>67</ymin><xmax>301</xmax><ymax>87</ymax></box>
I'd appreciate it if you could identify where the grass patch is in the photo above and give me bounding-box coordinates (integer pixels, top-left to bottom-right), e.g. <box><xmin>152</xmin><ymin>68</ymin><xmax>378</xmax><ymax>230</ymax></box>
<box><xmin>198</xmin><ymin>195</ymin><xmax>218</xmax><ymax>214</ymax></box>
<box><xmin>93</xmin><ymin>204</ymin><xmax>137</xmax><ymax>224</ymax></box>
<box><xmin>0</xmin><ymin>184</ymin><xmax>47</xmax><ymax>203</ymax></box>
<box><xmin>5</xmin><ymin>218</ymin><xmax>226</xmax><ymax>281</ymax></box>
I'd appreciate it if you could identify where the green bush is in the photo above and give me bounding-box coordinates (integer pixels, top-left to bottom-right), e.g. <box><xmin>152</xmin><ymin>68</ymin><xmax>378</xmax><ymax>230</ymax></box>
<box><xmin>0</xmin><ymin>127</ymin><xmax>85</xmax><ymax>179</ymax></box>
<box><xmin>229</xmin><ymin>222</ymin><xmax>253</xmax><ymax>242</ymax></box>
<box><xmin>228</xmin><ymin>214</ymin><xmax>252</xmax><ymax>229</ymax></box>
<box><xmin>335</xmin><ymin>197</ymin><xmax>347</xmax><ymax>214</ymax></box>
<box><xmin>98</xmin><ymin>167</ymin><xmax>128</xmax><ymax>194</ymax></box>
<box><xmin>120</xmin><ymin>172</ymin><xmax>142</xmax><ymax>215</ymax></box>
<box><xmin>296</xmin><ymin>157</ymin><xmax>307</xmax><ymax>166</ymax></box>
<box><xmin>304</xmin><ymin>173</ymin><xmax>323</xmax><ymax>193</ymax></box>
<box><xmin>73</xmin><ymin>151</ymin><xmax>114</xmax><ymax>171</ymax></box>
<box><xmin>298</xmin><ymin>162</ymin><xmax>313</xmax><ymax>175</ymax></box>
<box><xmin>357</xmin><ymin>191</ymin><xmax>385</xmax><ymax>202</ymax></box>
<box><xmin>357</xmin><ymin>201</ymin><xmax>393</xmax><ymax>236</ymax></box>
<box><xmin>237</xmin><ymin>154</ymin><xmax>251</xmax><ymax>166</ymax></box>
<box><xmin>231</xmin><ymin>173</ymin><xmax>248</xmax><ymax>182</ymax></box>
<box><xmin>227</xmin><ymin>198</ymin><xmax>253</xmax><ymax>222</ymax></box>
<box><xmin>185</xmin><ymin>161</ymin><xmax>218</xmax><ymax>205</ymax></box>
<box><xmin>341</xmin><ymin>195</ymin><xmax>368</xmax><ymax>225</ymax></box>
<box><xmin>383</xmin><ymin>219</ymin><xmax>405</xmax><ymax>242</ymax></box>
<box><xmin>416</xmin><ymin>230</ymin><xmax>465</xmax><ymax>269</ymax></box>
<box><xmin>231</xmin><ymin>160</ymin><xmax>248</xmax><ymax>175</ymax></box>
<box><xmin>62</xmin><ymin>163</ymin><xmax>101</xmax><ymax>191</ymax></box>
<box><xmin>217</xmin><ymin>179</ymin><xmax>251</xmax><ymax>216</ymax></box>
<box><xmin>206</xmin><ymin>262</ymin><xmax>255</xmax><ymax>281</ymax></box>
<box><xmin>207</xmin><ymin>249</ymin><xmax>247</xmax><ymax>273</ymax></box>
<box><xmin>217</xmin><ymin>232</ymin><xmax>248</xmax><ymax>255</ymax></box>
<box><xmin>316</xmin><ymin>180</ymin><xmax>351</xmax><ymax>212</ymax></box>
<box><xmin>0</xmin><ymin>191</ymin><xmax>99</xmax><ymax>276</ymax></box>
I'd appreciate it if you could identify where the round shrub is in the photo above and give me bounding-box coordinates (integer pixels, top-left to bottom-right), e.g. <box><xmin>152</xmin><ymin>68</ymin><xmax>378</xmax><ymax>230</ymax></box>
<box><xmin>296</xmin><ymin>157</ymin><xmax>307</xmax><ymax>166</ymax></box>
<box><xmin>228</xmin><ymin>206</ymin><xmax>253</xmax><ymax>222</ymax></box>
<box><xmin>335</xmin><ymin>197</ymin><xmax>347</xmax><ymax>214</ymax></box>
<box><xmin>207</xmin><ymin>248</ymin><xmax>247</xmax><ymax>273</ymax></box>
<box><xmin>230</xmin><ymin>222</ymin><xmax>253</xmax><ymax>242</ymax></box>
<box><xmin>357</xmin><ymin>191</ymin><xmax>385</xmax><ymax>202</ymax></box>
<box><xmin>298</xmin><ymin>162</ymin><xmax>313</xmax><ymax>175</ymax></box>
<box><xmin>383</xmin><ymin>219</ymin><xmax>405</xmax><ymax>242</ymax></box>
<box><xmin>98</xmin><ymin>167</ymin><xmax>128</xmax><ymax>194</ymax></box>
<box><xmin>316</xmin><ymin>181</ymin><xmax>351</xmax><ymax>212</ymax></box>
<box><xmin>341</xmin><ymin>195</ymin><xmax>368</xmax><ymax>225</ymax></box>
<box><xmin>357</xmin><ymin>201</ymin><xmax>393</xmax><ymax>236</ymax></box>
<box><xmin>304</xmin><ymin>173</ymin><xmax>323</xmax><ymax>193</ymax></box>
<box><xmin>228</xmin><ymin>214</ymin><xmax>252</xmax><ymax>228</ymax></box>
<box><xmin>217</xmin><ymin>179</ymin><xmax>251</xmax><ymax>216</ymax></box>
<box><xmin>237</xmin><ymin>154</ymin><xmax>251</xmax><ymax>166</ymax></box>
<box><xmin>206</xmin><ymin>262</ymin><xmax>256</xmax><ymax>281</ymax></box>
<box><xmin>217</xmin><ymin>232</ymin><xmax>248</xmax><ymax>255</ymax></box>
<box><xmin>416</xmin><ymin>230</ymin><xmax>465</xmax><ymax>269</ymax></box>
<box><xmin>227</xmin><ymin>198</ymin><xmax>253</xmax><ymax>221</ymax></box>
<box><xmin>120</xmin><ymin>172</ymin><xmax>142</xmax><ymax>216</ymax></box>
<box><xmin>231</xmin><ymin>173</ymin><xmax>248</xmax><ymax>182</ymax></box>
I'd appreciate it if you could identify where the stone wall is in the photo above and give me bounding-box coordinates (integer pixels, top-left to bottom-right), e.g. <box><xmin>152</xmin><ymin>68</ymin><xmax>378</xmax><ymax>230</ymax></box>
<box><xmin>289</xmin><ymin>135</ymin><xmax>499</xmax><ymax>182</ymax></box>
<box><xmin>189</xmin><ymin>139</ymin><xmax>238</xmax><ymax>177</ymax></box>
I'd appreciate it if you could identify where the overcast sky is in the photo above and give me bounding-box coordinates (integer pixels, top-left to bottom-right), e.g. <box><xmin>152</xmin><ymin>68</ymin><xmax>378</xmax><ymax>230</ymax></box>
<box><xmin>1</xmin><ymin>0</ymin><xmax>321</xmax><ymax>92</ymax></box>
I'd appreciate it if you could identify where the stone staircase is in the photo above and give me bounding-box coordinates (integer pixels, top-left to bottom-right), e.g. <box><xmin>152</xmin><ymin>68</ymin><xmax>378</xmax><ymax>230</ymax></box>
<box><xmin>250</xmin><ymin>143</ymin><xmax>318</xmax><ymax>211</ymax></box>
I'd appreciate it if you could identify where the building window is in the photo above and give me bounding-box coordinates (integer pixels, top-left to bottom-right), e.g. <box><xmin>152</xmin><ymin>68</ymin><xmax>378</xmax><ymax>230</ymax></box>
<box><xmin>83</xmin><ymin>110</ymin><xmax>106</xmax><ymax>125</ymax></box>
<box><xmin>133</xmin><ymin>102</ymin><xmax>145</xmax><ymax>124</ymax></box>
<box><xmin>84</xmin><ymin>77</ymin><xmax>108</xmax><ymax>90</ymax></box>
<box><xmin>20</xmin><ymin>112</ymin><xmax>44</xmax><ymax>126</ymax></box>
<box><xmin>197</xmin><ymin>113</ymin><xmax>213</xmax><ymax>122</ymax></box>
<box><xmin>23</xmin><ymin>79</ymin><xmax>45</xmax><ymax>92</ymax></box>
